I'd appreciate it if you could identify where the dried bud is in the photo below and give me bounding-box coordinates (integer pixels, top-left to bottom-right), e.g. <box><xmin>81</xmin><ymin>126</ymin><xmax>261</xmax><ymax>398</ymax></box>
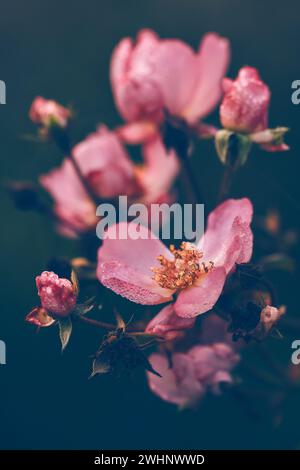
<box><xmin>26</xmin><ymin>307</ymin><xmax>55</xmax><ymax>327</ymax></box>
<box><xmin>260</xmin><ymin>305</ymin><xmax>286</xmax><ymax>332</ymax></box>
<box><xmin>91</xmin><ymin>328</ymin><xmax>161</xmax><ymax>378</ymax></box>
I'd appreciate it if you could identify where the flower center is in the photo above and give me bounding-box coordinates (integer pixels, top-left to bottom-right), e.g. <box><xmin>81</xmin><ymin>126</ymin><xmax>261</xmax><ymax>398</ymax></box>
<box><xmin>152</xmin><ymin>242</ymin><xmax>214</xmax><ymax>291</ymax></box>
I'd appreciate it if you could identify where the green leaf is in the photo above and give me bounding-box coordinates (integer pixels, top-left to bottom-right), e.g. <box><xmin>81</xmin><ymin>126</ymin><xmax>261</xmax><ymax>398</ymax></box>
<box><xmin>215</xmin><ymin>130</ymin><xmax>251</xmax><ymax>169</ymax></box>
<box><xmin>72</xmin><ymin>297</ymin><xmax>95</xmax><ymax>317</ymax></box>
<box><xmin>58</xmin><ymin>317</ymin><xmax>72</xmax><ymax>351</ymax></box>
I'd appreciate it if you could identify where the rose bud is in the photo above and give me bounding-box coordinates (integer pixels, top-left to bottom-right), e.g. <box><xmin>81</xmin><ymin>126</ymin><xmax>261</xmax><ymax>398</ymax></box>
<box><xmin>29</xmin><ymin>96</ymin><xmax>71</xmax><ymax>128</ymax></box>
<box><xmin>220</xmin><ymin>67</ymin><xmax>270</xmax><ymax>134</ymax></box>
<box><xmin>36</xmin><ymin>271</ymin><xmax>78</xmax><ymax>317</ymax></box>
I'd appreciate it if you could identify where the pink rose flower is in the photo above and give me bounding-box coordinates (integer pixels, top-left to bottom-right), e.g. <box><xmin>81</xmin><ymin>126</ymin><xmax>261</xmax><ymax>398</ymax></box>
<box><xmin>36</xmin><ymin>271</ymin><xmax>77</xmax><ymax>317</ymax></box>
<box><xmin>40</xmin><ymin>129</ymin><xmax>178</xmax><ymax>237</ymax></box>
<box><xmin>111</xmin><ymin>29</ymin><xmax>230</xmax><ymax>126</ymax></box>
<box><xmin>147</xmin><ymin>343</ymin><xmax>239</xmax><ymax>407</ymax></box>
<box><xmin>29</xmin><ymin>96</ymin><xmax>71</xmax><ymax>128</ymax></box>
<box><xmin>97</xmin><ymin>198</ymin><xmax>253</xmax><ymax>318</ymax></box>
<box><xmin>220</xmin><ymin>67</ymin><xmax>288</xmax><ymax>151</ymax></box>
<box><xmin>72</xmin><ymin>126</ymin><xmax>139</xmax><ymax>199</ymax></box>
<box><xmin>40</xmin><ymin>159</ymin><xmax>98</xmax><ymax>238</ymax></box>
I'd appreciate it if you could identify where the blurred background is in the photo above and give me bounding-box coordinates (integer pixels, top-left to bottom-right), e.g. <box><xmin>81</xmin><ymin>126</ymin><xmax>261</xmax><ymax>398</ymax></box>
<box><xmin>0</xmin><ymin>0</ymin><xmax>300</xmax><ymax>450</ymax></box>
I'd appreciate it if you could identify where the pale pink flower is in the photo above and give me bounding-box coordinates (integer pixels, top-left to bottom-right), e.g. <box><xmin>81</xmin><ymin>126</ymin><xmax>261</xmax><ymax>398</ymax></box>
<box><xmin>36</xmin><ymin>271</ymin><xmax>77</xmax><ymax>317</ymax></box>
<box><xmin>40</xmin><ymin>159</ymin><xmax>98</xmax><ymax>238</ymax></box>
<box><xmin>29</xmin><ymin>96</ymin><xmax>71</xmax><ymax>128</ymax></box>
<box><xmin>220</xmin><ymin>67</ymin><xmax>288</xmax><ymax>151</ymax></box>
<box><xmin>97</xmin><ymin>198</ymin><xmax>253</xmax><ymax>318</ymax></box>
<box><xmin>72</xmin><ymin>126</ymin><xmax>139</xmax><ymax>199</ymax></box>
<box><xmin>147</xmin><ymin>343</ymin><xmax>239</xmax><ymax>406</ymax></box>
<box><xmin>40</xmin><ymin>129</ymin><xmax>178</xmax><ymax>237</ymax></box>
<box><xmin>111</xmin><ymin>29</ymin><xmax>230</xmax><ymax>127</ymax></box>
<box><xmin>146</xmin><ymin>304</ymin><xmax>195</xmax><ymax>340</ymax></box>
<box><xmin>147</xmin><ymin>353</ymin><xmax>205</xmax><ymax>407</ymax></box>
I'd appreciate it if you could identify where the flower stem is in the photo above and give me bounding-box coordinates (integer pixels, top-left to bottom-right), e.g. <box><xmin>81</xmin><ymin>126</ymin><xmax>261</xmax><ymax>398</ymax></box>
<box><xmin>76</xmin><ymin>314</ymin><xmax>155</xmax><ymax>337</ymax></box>
<box><xmin>177</xmin><ymin>149</ymin><xmax>205</xmax><ymax>205</ymax></box>
<box><xmin>217</xmin><ymin>163</ymin><xmax>234</xmax><ymax>203</ymax></box>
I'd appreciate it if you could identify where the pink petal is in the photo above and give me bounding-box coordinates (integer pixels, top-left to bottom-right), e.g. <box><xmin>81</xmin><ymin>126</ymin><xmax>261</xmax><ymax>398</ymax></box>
<box><xmin>188</xmin><ymin>343</ymin><xmax>240</xmax><ymax>385</ymax></box>
<box><xmin>198</xmin><ymin>198</ymin><xmax>253</xmax><ymax>274</ymax></box>
<box><xmin>116</xmin><ymin>121</ymin><xmax>157</xmax><ymax>144</ymax></box>
<box><xmin>97</xmin><ymin>222</ymin><xmax>174</xmax><ymax>304</ymax></box>
<box><xmin>40</xmin><ymin>159</ymin><xmax>97</xmax><ymax>236</ymax></box>
<box><xmin>147</xmin><ymin>353</ymin><xmax>204</xmax><ymax>407</ymax></box>
<box><xmin>150</xmin><ymin>39</ymin><xmax>197</xmax><ymax>115</ymax></box>
<box><xmin>146</xmin><ymin>303</ymin><xmax>195</xmax><ymax>340</ymax></box>
<box><xmin>174</xmin><ymin>267</ymin><xmax>227</xmax><ymax>318</ymax></box>
<box><xmin>110</xmin><ymin>30</ymin><xmax>163</xmax><ymax>122</ymax></box>
<box><xmin>139</xmin><ymin>136</ymin><xmax>180</xmax><ymax>203</ymax></box>
<box><xmin>183</xmin><ymin>33</ymin><xmax>230</xmax><ymax>122</ymax></box>
<box><xmin>73</xmin><ymin>127</ymin><xmax>137</xmax><ymax>199</ymax></box>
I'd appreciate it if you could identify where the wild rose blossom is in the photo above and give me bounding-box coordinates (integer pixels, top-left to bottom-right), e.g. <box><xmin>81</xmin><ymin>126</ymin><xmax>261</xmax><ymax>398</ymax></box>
<box><xmin>36</xmin><ymin>271</ymin><xmax>77</xmax><ymax>317</ymax></box>
<box><xmin>220</xmin><ymin>67</ymin><xmax>288</xmax><ymax>151</ymax></box>
<box><xmin>97</xmin><ymin>198</ymin><xmax>253</xmax><ymax>318</ymax></box>
<box><xmin>29</xmin><ymin>96</ymin><xmax>71</xmax><ymax>128</ymax></box>
<box><xmin>40</xmin><ymin>129</ymin><xmax>179</xmax><ymax>237</ymax></box>
<box><xmin>147</xmin><ymin>343</ymin><xmax>240</xmax><ymax>407</ymax></box>
<box><xmin>111</xmin><ymin>29</ymin><xmax>230</xmax><ymax>141</ymax></box>
<box><xmin>72</xmin><ymin>126</ymin><xmax>139</xmax><ymax>199</ymax></box>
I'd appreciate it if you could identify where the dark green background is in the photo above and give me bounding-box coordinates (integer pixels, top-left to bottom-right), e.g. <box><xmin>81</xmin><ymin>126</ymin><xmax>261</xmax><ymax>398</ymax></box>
<box><xmin>1</xmin><ymin>0</ymin><xmax>300</xmax><ymax>449</ymax></box>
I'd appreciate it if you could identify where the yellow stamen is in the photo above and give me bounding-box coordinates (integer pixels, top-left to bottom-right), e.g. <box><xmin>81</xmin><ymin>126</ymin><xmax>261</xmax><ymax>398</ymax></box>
<box><xmin>152</xmin><ymin>242</ymin><xmax>214</xmax><ymax>291</ymax></box>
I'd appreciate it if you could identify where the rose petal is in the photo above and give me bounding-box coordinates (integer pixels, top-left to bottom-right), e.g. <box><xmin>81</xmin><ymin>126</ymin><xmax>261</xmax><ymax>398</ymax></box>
<box><xmin>139</xmin><ymin>136</ymin><xmax>180</xmax><ymax>203</ymax></box>
<box><xmin>97</xmin><ymin>222</ymin><xmax>174</xmax><ymax>304</ymax></box>
<box><xmin>198</xmin><ymin>198</ymin><xmax>253</xmax><ymax>274</ymax></box>
<box><xmin>147</xmin><ymin>353</ymin><xmax>204</xmax><ymax>407</ymax></box>
<box><xmin>146</xmin><ymin>303</ymin><xmax>195</xmax><ymax>340</ymax></box>
<box><xmin>183</xmin><ymin>33</ymin><xmax>230</xmax><ymax>122</ymax></box>
<box><xmin>174</xmin><ymin>267</ymin><xmax>226</xmax><ymax>318</ymax></box>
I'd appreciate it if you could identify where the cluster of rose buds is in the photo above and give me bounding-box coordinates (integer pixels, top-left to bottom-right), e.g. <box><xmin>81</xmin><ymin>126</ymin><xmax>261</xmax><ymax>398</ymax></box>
<box><xmin>10</xmin><ymin>28</ymin><xmax>293</xmax><ymax>409</ymax></box>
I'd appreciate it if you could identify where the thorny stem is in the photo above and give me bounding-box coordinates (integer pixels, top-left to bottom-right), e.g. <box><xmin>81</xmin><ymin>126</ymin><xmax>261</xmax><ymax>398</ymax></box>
<box><xmin>76</xmin><ymin>314</ymin><xmax>157</xmax><ymax>338</ymax></box>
